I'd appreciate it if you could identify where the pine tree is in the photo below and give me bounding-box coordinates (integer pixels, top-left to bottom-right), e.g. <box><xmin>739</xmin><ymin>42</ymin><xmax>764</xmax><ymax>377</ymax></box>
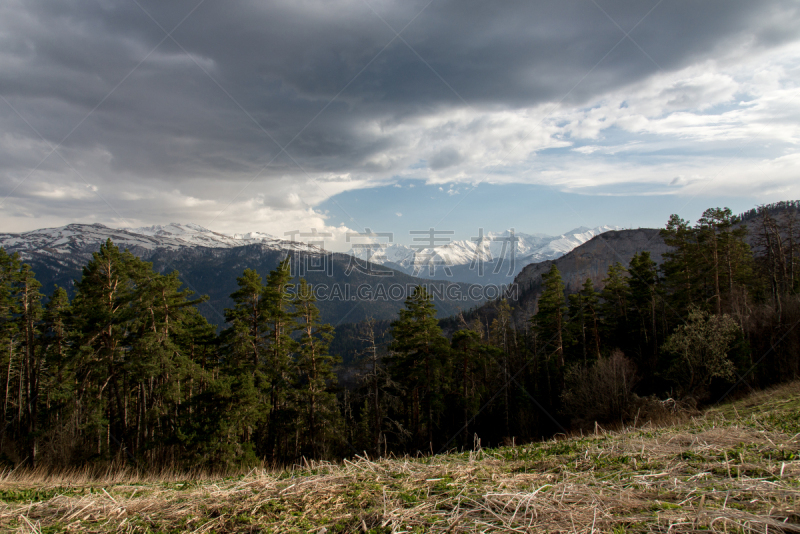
<box><xmin>17</xmin><ymin>263</ymin><xmax>43</xmax><ymax>466</ymax></box>
<box><xmin>581</xmin><ymin>278</ymin><xmax>602</xmax><ymax>361</ymax></box>
<box><xmin>450</xmin><ymin>329</ymin><xmax>490</xmax><ymax>447</ymax></box>
<box><xmin>599</xmin><ymin>262</ymin><xmax>630</xmax><ymax>352</ymax></box>
<box><xmin>218</xmin><ymin>268</ymin><xmax>270</xmax><ymax>456</ymax></box>
<box><xmin>0</xmin><ymin>249</ymin><xmax>21</xmax><ymax>456</ymax></box>
<box><xmin>223</xmin><ymin>269</ymin><xmax>268</xmax><ymax>371</ymax></box>
<box><xmin>262</xmin><ymin>257</ymin><xmax>298</xmax><ymax>461</ymax></box>
<box><xmin>293</xmin><ymin>279</ymin><xmax>339</xmax><ymax>458</ymax></box>
<box><xmin>489</xmin><ymin>299</ymin><xmax>515</xmax><ymax>435</ymax></box>
<box><xmin>388</xmin><ymin>286</ymin><xmax>449</xmax><ymax>448</ymax></box>
<box><xmin>660</xmin><ymin>214</ymin><xmax>699</xmax><ymax>312</ymax></box>
<box><xmin>70</xmin><ymin>239</ymin><xmax>213</xmax><ymax>464</ymax></box>
<box><xmin>357</xmin><ymin>318</ymin><xmax>384</xmax><ymax>455</ymax></box>
<box><xmin>40</xmin><ymin>286</ymin><xmax>73</xmax><ymax>456</ymax></box>
<box><xmin>71</xmin><ymin>239</ymin><xmax>139</xmax><ymax>459</ymax></box>
<box><xmin>533</xmin><ymin>264</ymin><xmax>566</xmax><ymax>369</ymax></box>
<box><xmin>628</xmin><ymin>252</ymin><xmax>661</xmax><ymax>375</ymax></box>
<box><xmin>127</xmin><ymin>267</ymin><xmax>209</xmax><ymax>464</ymax></box>
<box><xmin>696</xmin><ymin>207</ymin><xmax>748</xmax><ymax>315</ymax></box>
<box><xmin>566</xmin><ymin>278</ymin><xmax>601</xmax><ymax>366</ymax></box>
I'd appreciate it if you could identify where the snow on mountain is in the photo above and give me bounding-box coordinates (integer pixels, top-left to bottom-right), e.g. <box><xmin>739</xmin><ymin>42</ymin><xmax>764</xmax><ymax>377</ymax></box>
<box><xmin>521</xmin><ymin>225</ymin><xmax>620</xmax><ymax>263</ymax></box>
<box><xmin>122</xmin><ymin>223</ymin><xmax>290</xmax><ymax>249</ymax></box>
<box><xmin>349</xmin><ymin>243</ymin><xmax>417</xmax><ymax>267</ymax></box>
<box><xmin>0</xmin><ymin>222</ymin><xmax>620</xmax><ymax>285</ymax></box>
<box><xmin>348</xmin><ymin>225</ymin><xmax>620</xmax><ymax>277</ymax></box>
<box><xmin>0</xmin><ymin>222</ymin><xmax>321</xmax><ymax>257</ymax></box>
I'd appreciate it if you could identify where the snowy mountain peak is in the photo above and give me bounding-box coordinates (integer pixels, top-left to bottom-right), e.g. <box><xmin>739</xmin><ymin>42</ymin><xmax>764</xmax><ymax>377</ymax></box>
<box><xmin>126</xmin><ymin>222</ymin><xmax>210</xmax><ymax>236</ymax></box>
<box><xmin>233</xmin><ymin>231</ymin><xmax>280</xmax><ymax>241</ymax></box>
<box><xmin>0</xmin><ymin>223</ymin><xmax>320</xmax><ymax>257</ymax></box>
<box><xmin>121</xmin><ymin>222</ymin><xmax>286</xmax><ymax>249</ymax></box>
<box><xmin>347</xmin><ymin>225</ymin><xmax>621</xmax><ymax>278</ymax></box>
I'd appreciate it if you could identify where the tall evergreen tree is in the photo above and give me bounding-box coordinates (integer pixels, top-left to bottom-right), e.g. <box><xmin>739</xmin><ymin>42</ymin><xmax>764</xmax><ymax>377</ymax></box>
<box><xmin>533</xmin><ymin>264</ymin><xmax>566</xmax><ymax>369</ymax></box>
<box><xmin>262</xmin><ymin>257</ymin><xmax>298</xmax><ymax>461</ymax></box>
<box><xmin>389</xmin><ymin>286</ymin><xmax>449</xmax><ymax>449</ymax></box>
<box><xmin>40</xmin><ymin>286</ymin><xmax>73</xmax><ymax>457</ymax></box>
<box><xmin>223</xmin><ymin>269</ymin><xmax>268</xmax><ymax>370</ymax></box>
<box><xmin>450</xmin><ymin>329</ymin><xmax>490</xmax><ymax>448</ymax></box>
<box><xmin>660</xmin><ymin>214</ymin><xmax>699</xmax><ymax>313</ymax></box>
<box><xmin>354</xmin><ymin>318</ymin><xmax>391</xmax><ymax>456</ymax></box>
<box><xmin>70</xmin><ymin>239</ymin><xmax>214</xmax><ymax>464</ymax></box>
<box><xmin>70</xmin><ymin>239</ymin><xmax>141</xmax><ymax>460</ymax></box>
<box><xmin>566</xmin><ymin>278</ymin><xmax>601</xmax><ymax>365</ymax></box>
<box><xmin>127</xmin><ymin>267</ymin><xmax>209</xmax><ymax>464</ymax></box>
<box><xmin>628</xmin><ymin>252</ymin><xmax>661</xmax><ymax>376</ymax></box>
<box><xmin>600</xmin><ymin>262</ymin><xmax>630</xmax><ymax>352</ymax></box>
<box><xmin>0</xmin><ymin>249</ymin><xmax>21</xmax><ymax>456</ymax></box>
<box><xmin>293</xmin><ymin>279</ymin><xmax>339</xmax><ymax>458</ymax></box>
<box><xmin>489</xmin><ymin>299</ymin><xmax>515</xmax><ymax>435</ymax></box>
<box><xmin>17</xmin><ymin>263</ymin><xmax>43</xmax><ymax>466</ymax></box>
<box><xmin>695</xmin><ymin>207</ymin><xmax>749</xmax><ymax>315</ymax></box>
<box><xmin>219</xmin><ymin>268</ymin><xmax>269</xmax><ymax>453</ymax></box>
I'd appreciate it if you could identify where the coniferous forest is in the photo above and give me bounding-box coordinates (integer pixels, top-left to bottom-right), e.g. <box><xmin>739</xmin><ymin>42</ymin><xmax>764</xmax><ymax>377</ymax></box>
<box><xmin>1</xmin><ymin>204</ymin><xmax>799</xmax><ymax>471</ymax></box>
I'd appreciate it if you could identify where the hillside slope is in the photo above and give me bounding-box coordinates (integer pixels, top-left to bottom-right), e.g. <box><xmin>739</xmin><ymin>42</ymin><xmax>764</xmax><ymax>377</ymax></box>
<box><xmin>2</xmin><ymin>383</ymin><xmax>798</xmax><ymax>533</ymax></box>
<box><xmin>500</xmin><ymin>202</ymin><xmax>800</xmax><ymax>322</ymax></box>
<box><xmin>451</xmin><ymin>228</ymin><xmax>670</xmax><ymax>328</ymax></box>
<box><xmin>512</xmin><ymin>228</ymin><xmax>670</xmax><ymax>317</ymax></box>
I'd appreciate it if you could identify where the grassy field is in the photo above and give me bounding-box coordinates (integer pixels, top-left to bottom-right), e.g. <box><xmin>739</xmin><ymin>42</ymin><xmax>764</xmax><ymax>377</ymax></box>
<box><xmin>2</xmin><ymin>383</ymin><xmax>799</xmax><ymax>533</ymax></box>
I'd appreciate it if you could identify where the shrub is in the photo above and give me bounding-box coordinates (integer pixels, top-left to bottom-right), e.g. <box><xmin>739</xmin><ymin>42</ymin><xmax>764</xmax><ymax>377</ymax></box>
<box><xmin>663</xmin><ymin>308</ymin><xmax>739</xmax><ymax>399</ymax></box>
<box><xmin>562</xmin><ymin>350</ymin><xmax>639</xmax><ymax>427</ymax></box>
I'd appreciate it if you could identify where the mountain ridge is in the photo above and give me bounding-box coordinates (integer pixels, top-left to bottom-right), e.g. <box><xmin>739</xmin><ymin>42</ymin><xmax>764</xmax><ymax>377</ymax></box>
<box><xmin>438</xmin><ymin>228</ymin><xmax>671</xmax><ymax>332</ymax></box>
<box><xmin>1</xmin><ymin>222</ymin><xmax>621</xmax><ymax>287</ymax></box>
<box><xmin>348</xmin><ymin>225</ymin><xmax>621</xmax><ymax>285</ymax></box>
<box><xmin>0</xmin><ymin>222</ymin><xmax>316</xmax><ymax>254</ymax></box>
<box><xmin>0</xmin><ymin>222</ymin><xmax>487</xmax><ymax>326</ymax></box>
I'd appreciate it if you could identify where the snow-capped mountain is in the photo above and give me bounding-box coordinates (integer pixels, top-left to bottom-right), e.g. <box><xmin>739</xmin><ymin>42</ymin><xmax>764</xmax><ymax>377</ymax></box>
<box><xmin>520</xmin><ymin>226</ymin><xmax>621</xmax><ymax>263</ymax></box>
<box><xmin>0</xmin><ymin>223</ymin><xmax>486</xmax><ymax>324</ymax></box>
<box><xmin>0</xmin><ymin>222</ymin><xmax>320</xmax><ymax>257</ymax></box>
<box><xmin>348</xmin><ymin>226</ymin><xmax>620</xmax><ymax>280</ymax></box>
<box><xmin>0</xmin><ymin>222</ymin><xmax>620</xmax><ymax>288</ymax></box>
<box><xmin>120</xmin><ymin>223</ymin><xmax>313</xmax><ymax>250</ymax></box>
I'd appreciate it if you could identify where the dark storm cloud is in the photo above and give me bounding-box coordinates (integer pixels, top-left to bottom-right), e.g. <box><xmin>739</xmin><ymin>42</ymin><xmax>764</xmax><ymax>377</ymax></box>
<box><xmin>429</xmin><ymin>147</ymin><xmax>462</xmax><ymax>170</ymax></box>
<box><xmin>1</xmin><ymin>0</ymin><xmax>798</xmax><ymax>186</ymax></box>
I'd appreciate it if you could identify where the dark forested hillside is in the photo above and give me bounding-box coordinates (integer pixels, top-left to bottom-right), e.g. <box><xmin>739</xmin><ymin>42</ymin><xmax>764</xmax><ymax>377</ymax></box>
<box><xmin>11</xmin><ymin>242</ymin><xmax>485</xmax><ymax>326</ymax></box>
<box><xmin>144</xmin><ymin>246</ymin><xmax>487</xmax><ymax>325</ymax></box>
<box><xmin>511</xmin><ymin>228</ymin><xmax>670</xmax><ymax>319</ymax></box>
<box><xmin>460</xmin><ymin>202</ymin><xmax>800</xmax><ymax>328</ymax></box>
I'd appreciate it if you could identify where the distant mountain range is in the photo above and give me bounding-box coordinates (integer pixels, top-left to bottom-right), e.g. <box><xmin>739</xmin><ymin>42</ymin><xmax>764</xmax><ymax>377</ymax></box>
<box><xmin>1</xmin><ymin>223</ymin><xmax>620</xmax><ymax>287</ymax></box>
<box><xmin>0</xmin><ymin>223</ymin><xmax>484</xmax><ymax>326</ymax></box>
<box><xmin>0</xmin><ymin>222</ymin><xmax>315</xmax><ymax>254</ymax></box>
<box><xmin>0</xmin><ymin>222</ymin><xmax>621</xmax><ymax>326</ymax></box>
<box><xmin>433</xmin><ymin>228</ymin><xmax>671</xmax><ymax>334</ymax></box>
<box><xmin>347</xmin><ymin>226</ymin><xmax>621</xmax><ymax>285</ymax></box>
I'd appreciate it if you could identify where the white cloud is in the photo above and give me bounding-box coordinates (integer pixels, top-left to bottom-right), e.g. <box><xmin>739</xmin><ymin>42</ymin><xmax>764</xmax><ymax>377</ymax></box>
<box><xmin>357</xmin><ymin>41</ymin><xmax>800</xmax><ymax>197</ymax></box>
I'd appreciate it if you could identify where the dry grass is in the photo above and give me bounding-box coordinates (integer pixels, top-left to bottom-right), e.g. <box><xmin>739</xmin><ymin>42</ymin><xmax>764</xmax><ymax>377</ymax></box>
<box><xmin>2</xmin><ymin>383</ymin><xmax>800</xmax><ymax>533</ymax></box>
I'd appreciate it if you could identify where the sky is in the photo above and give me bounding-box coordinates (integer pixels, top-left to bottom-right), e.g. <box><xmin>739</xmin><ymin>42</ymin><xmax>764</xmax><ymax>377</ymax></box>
<box><xmin>1</xmin><ymin>0</ymin><xmax>799</xmax><ymax>251</ymax></box>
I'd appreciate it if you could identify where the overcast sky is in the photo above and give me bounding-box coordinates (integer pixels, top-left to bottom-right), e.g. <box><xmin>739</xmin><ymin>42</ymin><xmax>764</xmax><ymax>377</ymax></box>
<box><xmin>1</xmin><ymin>0</ymin><xmax>799</xmax><ymax>250</ymax></box>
